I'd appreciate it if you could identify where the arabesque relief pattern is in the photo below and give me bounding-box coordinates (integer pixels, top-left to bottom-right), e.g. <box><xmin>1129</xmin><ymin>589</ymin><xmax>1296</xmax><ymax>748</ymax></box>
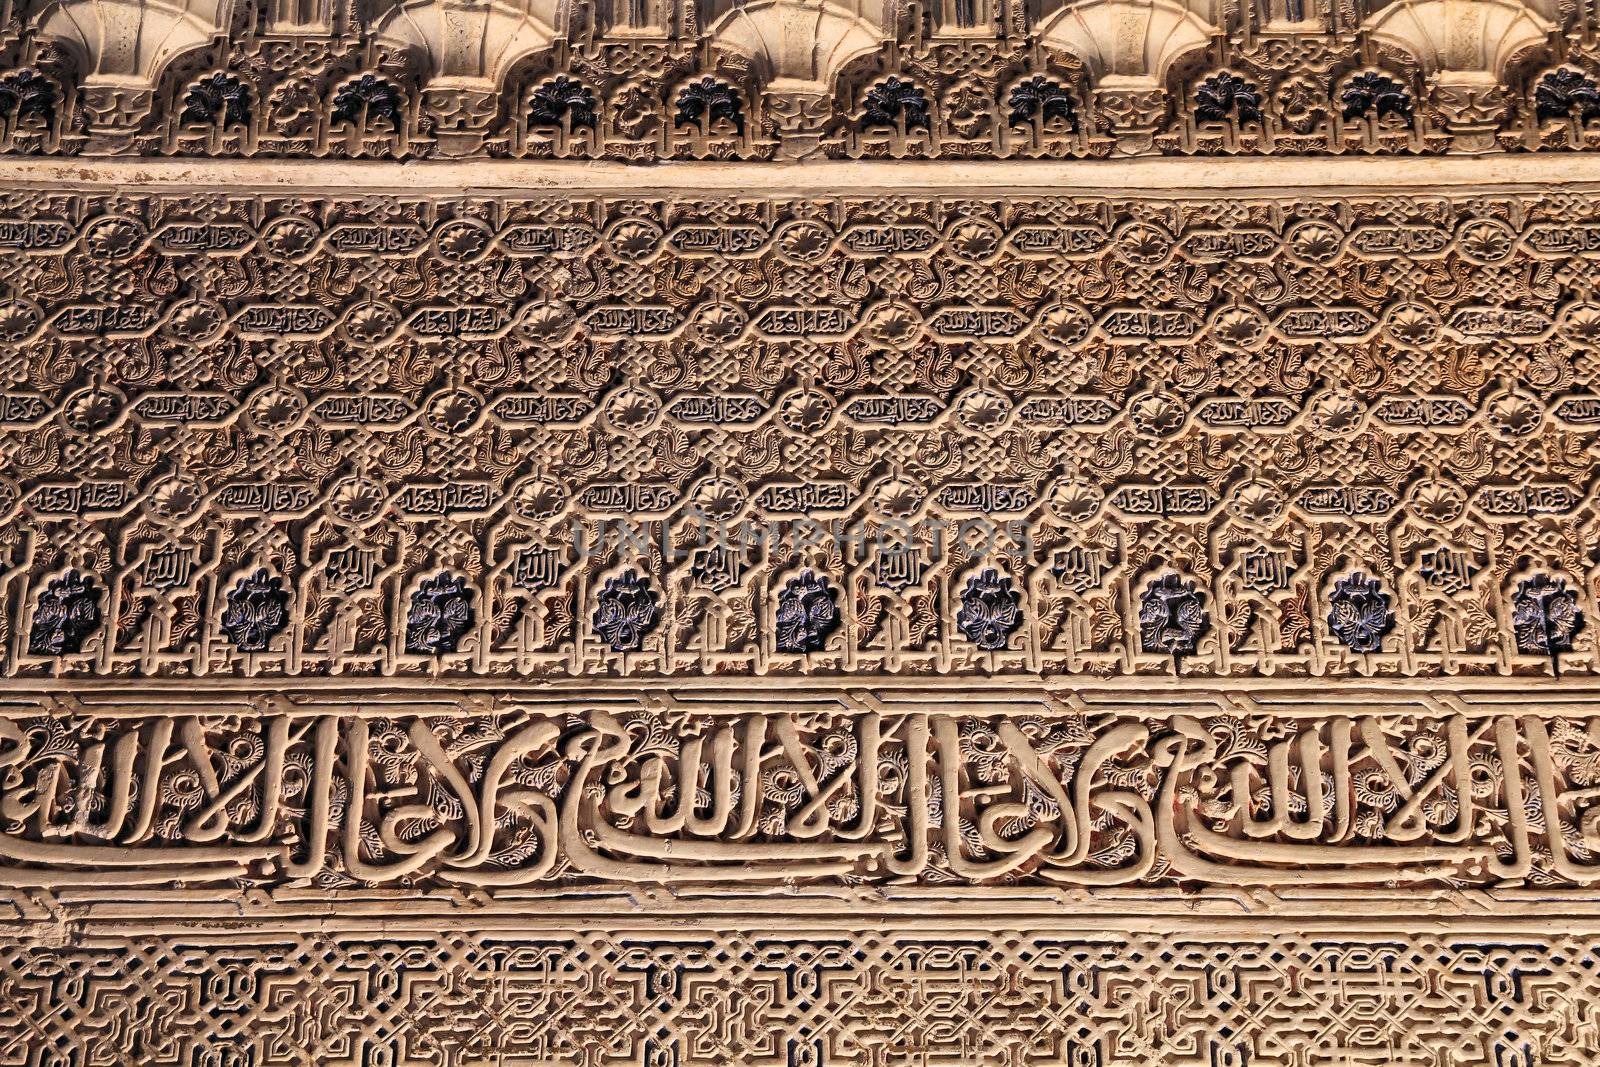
<box><xmin>4</xmin><ymin>685</ymin><xmax>1600</xmax><ymax>892</ymax></box>
<box><xmin>5</xmin><ymin>682</ymin><xmax>1600</xmax><ymax>1064</ymax></box>
<box><xmin>3</xmin><ymin>0</ymin><xmax>1600</xmax><ymax>1037</ymax></box>
<box><xmin>0</xmin><ymin>0</ymin><xmax>1597</xmax><ymax>158</ymax></box>
<box><xmin>0</xmin><ymin>188</ymin><xmax>1597</xmax><ymax>679</ymax></box>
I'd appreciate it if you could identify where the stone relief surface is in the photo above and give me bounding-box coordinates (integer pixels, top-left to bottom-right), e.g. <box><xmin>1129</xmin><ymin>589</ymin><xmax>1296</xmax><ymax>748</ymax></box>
<box><xmin>0</xmin><ymin>187</ymin><xmax>1596</xmax><ymax>680</ymax></box>
<box><xmin>2</xmin><ymin>0</ymin><xmax>1600</xmax><ymax>1041</ymax></box>
<box><xmin>4</xmin><ymin>684</ymin><xmax>1600</xmax><ymax>893</ymax></box>
<box><xmin>4</xmin><ymin>677</ymin><xmax>1600</xmax><ymax>1063</ymax></box>
<box><xmin>0</xmin><ymin>0</ymin><xmax>1596</xmax><ymax>157</ymax></box>
<box><xmin>6</xmin><ymin>922</ymin><xmax>1600</xmax><ymax>1067</ymax></box>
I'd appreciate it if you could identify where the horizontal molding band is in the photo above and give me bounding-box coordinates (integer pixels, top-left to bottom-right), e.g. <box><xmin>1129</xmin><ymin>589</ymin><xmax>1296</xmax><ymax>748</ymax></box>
<box><xmin>7</xmin><ymin>153</ymin><xmax>1600</xmax><ymax>195</ymax></box>
<box><xmin>2</xmin><ymin>694</ymin><xmax>1595</xmax><ymax>895</ymax></box>
<box><xmin>14</xmin><ymin>889</ymin><xmax>1600</xmax><ymax>925</ymax></box>
<box><xmin>1</xmin><ymin>674</ymin><xmax>1596</xmax><ymax>697</ymax></box>
<box><xmin>8</xmin><ymin>913</ymin><xmax>1600</xmax><ymax>934</ymax></box>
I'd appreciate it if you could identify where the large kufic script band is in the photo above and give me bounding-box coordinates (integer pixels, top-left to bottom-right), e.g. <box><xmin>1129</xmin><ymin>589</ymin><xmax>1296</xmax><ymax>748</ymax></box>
<box><xmin>3</xmin><ymin>684</ymin><xmax>1598</xmax><ymax>893</ymax></box>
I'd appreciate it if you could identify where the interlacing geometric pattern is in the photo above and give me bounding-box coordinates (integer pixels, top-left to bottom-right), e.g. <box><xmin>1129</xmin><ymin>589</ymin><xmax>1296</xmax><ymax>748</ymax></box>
<box><xmin>2</xmin><ymin>676</ymin><xmax>1597</xmax><ymax>1063</ymax></box>
<box><xmin>3</xmin><ymin>925</ymin><xmax>1597</xmax><ymax>1067</ymax></box>
<box><xmin>1</xmin><ymin>187</ymin><xmax>1600</xmax><ymax>678</ymax></box>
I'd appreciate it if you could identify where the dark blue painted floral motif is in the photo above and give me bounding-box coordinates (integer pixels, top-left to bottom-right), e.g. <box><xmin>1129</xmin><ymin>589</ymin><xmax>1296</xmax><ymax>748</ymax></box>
<box><xmin>0</xmin><ymin>69</ymin><xmax>56</xmax><ymax>128</ymax></box>
<box><xmin>530</xmin><ymin>76</ymin><xmax>597</xmax><ymax>129</ymax></box>
<box><xmin>1341</xmin><ymin>72</ymin><xmax>1412</xmax><ymax>123</ymax></box>
<box><xmin>1007</xmin><ymin>77</ymin><xmax>1076</xmax><ymax>130</ymax></box>
<box><xmin>221</xmin><ymin>568</ymin><xmax>290</xmax><ymax>651</ymax></box>
<box><xmin>775</xmin><ymin>570</ymin><xmax>839</xmax><ymax>653</ymax></box>
<box><xmin>1535</xmin><ymin>69</ymin><xmax>1600</xmax><ymax>123</ymax></box>
<box><xmin>332</xmin><ymin>74</ymin><xmax>404</xmax><ymax>129</ymax></box>
<box><xmin>957</xmin><ymin>569</ymin><xmax>1023</xmax><ymax>650</ymax></box>
<box><xmin>181</xmin><ymin>72</ymin><xmax>251</xmax><ymax>128</ymax></box>
<box><xmin>1139</xmin><ymin>573</ymin><xmax>1208</xmax><ymax>656</ymax></box>
<box><xmin>1512</xmin><ymin>574</ymin><xmax>1583</xmax><ymax>669</ymax></box>
<box><xmin>862</xmin><ymin>77</ymin><xmax>930</xmax><ymax>132</ymax></box>
<box><xmin>1194</xmin><ymin>73</ymin><xmax>1261</xmax><ymax>125</ymax></box>
<box><xmin>675</xmin><ymin>78</ymin><xmax>743</xmax><ymax>134</ymax></box>
<box><xmin>1326</xmin><ymin>571</ymin><xmax>1393</xmax><ymax>652</ymax></box>
<box><xmin>29</xmin><ymin>570</ymin><xmax>101</xmax><ymax>655</ymax></box>
<box><xmin>594</xmin><ymin>569</ymin><xmax>659</xmax><ymax>652</ymax></box>
<box><xmin>405</xmin><ymin>572</ymin><xmax>474</xmax><ymax>654</ymax></box>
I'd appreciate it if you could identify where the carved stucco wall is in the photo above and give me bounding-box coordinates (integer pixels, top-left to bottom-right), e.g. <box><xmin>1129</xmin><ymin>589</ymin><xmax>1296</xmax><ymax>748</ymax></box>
<box><xmin>0</xmin><ymin>0</ymin><xmax>1596</xmax><ymax>157</ymax></box>
<box><xmin>4</xmin><ymin>0</ymin><xmax>1600</xmax><ymax>1062</ymax></box>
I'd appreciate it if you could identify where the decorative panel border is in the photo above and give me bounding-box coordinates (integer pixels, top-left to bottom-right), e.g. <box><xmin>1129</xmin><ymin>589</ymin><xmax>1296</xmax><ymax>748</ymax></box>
<box><xmin>2</xmin><ymin>919</ymin><xmax>1595</xmax><ymax>1066</ymax></box>
<box><xmin>2</xmin><ymin>680</ymin><xmax>1600</xmax><ymax>899</ymax></box>
<box><xmin>2</xmin><ymin>0</ymin><xmax>1600</xmax><ymax>162</ymax></box>
<box><xmin>0</xmin><ymin>168</ymin><xmax>1599</xmax><ymax>680</ymax></box>
<box><xmin>3</xmin><ymin>155</ymin><xmax>1599</xmax><ymax>1067</ymax></box>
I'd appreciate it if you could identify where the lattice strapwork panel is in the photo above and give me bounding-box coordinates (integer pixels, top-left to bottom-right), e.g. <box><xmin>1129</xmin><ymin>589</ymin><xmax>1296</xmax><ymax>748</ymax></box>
<box><xmin>3</xmin><ymin>923</ymin><xmax>1598</xmax><ymax>1067</ymax></box>
<box><xmin>0</xmin><ymin>188</ymin><xmax>1598</xmax><ymax>680</ymax></box>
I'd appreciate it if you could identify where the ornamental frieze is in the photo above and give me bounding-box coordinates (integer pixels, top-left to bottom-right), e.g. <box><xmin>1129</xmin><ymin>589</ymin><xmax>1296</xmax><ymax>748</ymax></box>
<box><xmin>5</xmin><ymin>682</ymin><xmax>1600</xmax><ymax>894</ymax></box>
<box><xmin>1</xmin><ymin>0</ymin><xmax>1600</xmax><ymax>159</ymax></box>
<box><xmin>6</xmin><ymin>924</ymin><xmax>1594</xmax><ymax>1066</ymax></box>
<box><xmin>6</xmin><ymin>675</ymin><xmax>1600</xmax><ymax>1063</ymax></box>
<box><xmin>0</xmin><ymin>184</ymin><xmax>1594</xmax><ymax>678</ymax></box>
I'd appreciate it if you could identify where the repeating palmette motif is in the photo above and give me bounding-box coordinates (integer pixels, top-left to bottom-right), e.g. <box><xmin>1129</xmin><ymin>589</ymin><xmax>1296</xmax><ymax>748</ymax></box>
<box><xmin>0</xmin><ymin>188</ymin><xmax>1597</xmax><ymax>678</ymax></box>
<box><xmin>7</xmin><ymin>688</ymin><xmax>1600</xmax><ymax>891</ymax></box>
<box><xmin>2</xmin><ymin>0</ymin><xmax>1600</xmax><ymax>159</ymax></box>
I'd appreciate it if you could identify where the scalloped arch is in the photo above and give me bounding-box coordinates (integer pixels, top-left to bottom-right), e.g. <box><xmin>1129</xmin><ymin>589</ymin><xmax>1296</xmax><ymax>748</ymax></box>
<box><xmin>706</xmin><ymin>0</ymin><xmax>886</xmax><ymax>92</ymax></box>
<box><xmin>1037</xmin><ymin>0</ymin><xmax>1216</xmax><ymax>86</ymax></box>
<box><xmin>1364</xmin><ymin>0</ymin><xmax>1552</xmax><ymax>82</ymax></box>
<box><xmin>373</xmin><ymin>0</ymin><xmax>563</xmax><ymax>90</ymax></box>
<box><xmin>36</xmin><ymin>0</ymin><xmax>231</xmax><ymax>85</ymax></box>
